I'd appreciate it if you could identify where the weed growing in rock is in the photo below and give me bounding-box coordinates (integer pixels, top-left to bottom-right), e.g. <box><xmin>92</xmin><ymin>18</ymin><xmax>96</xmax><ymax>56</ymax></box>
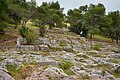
<box><xmin>91</xmin><ymin>44</ymin><xmax>103</xmax><ymax>51</ymax></box>
<box><xmin>6</xmin><ymin>63</ymin><xmax>23</xmax><ymax>75</ymax></box>
<box><xmin>0</xmin><ymin>57</ymin><xmax>4</xmax><ymax>61</ymax></box>
<box><xmin>58</xmin><ymin>61</ymin><xmax>74</xmax><ymax>75</ymax></box>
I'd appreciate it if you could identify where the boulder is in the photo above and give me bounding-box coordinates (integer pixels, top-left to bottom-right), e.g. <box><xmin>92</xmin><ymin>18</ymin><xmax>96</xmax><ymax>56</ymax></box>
<box><xmin>50</xmin><ymin>39</ymin><xmax>60</xmax><ymax>48</ymax></box>
<box><xmin>39</xmin><ymin>38</ymin><xmax>50</xmax><ymax>45</ymax></box>
<box><xmin>90</xmin><ymin>69</ymin><xmax>115</xmax><ymax>80</ymax></box>
<box><xmin>26</xmin><ymin>67</ymin><xmax>67</xmax><ymax>80</ymax></box>
<box><xmin>73</xmin><ymin>45</ymin><xmax>82</xmax><ymax>52</ymax></box>
<box><xmin>0</xmin><ymin>69</ymin><xmax>14</xmax><ymax>80</ymax></box>
<box><xmin>60</xmin><ymin>75</ymin><xmax>79</xmax><ymax>80</ymax></box>
<box><xmin>63</xmin><ymin>44</ymin><xmax>73</xmax><ymax>52</ymax></box>
<box><xmin>70</xmin><ymin>66</ymin><xmax>89</xmax><ymax>78</ymax></box>
<box><xmin>17</xmin><ymin>45</ymin><xmax>35</xmax><ymax>51</ymax></box>
<box><xmin>40</xmin><ymin>67</ymin><xmax>67</xmax><ymax>77</ymax></box>
<box><xmin>111</xmin><ymin>65</ymin><xmax>120</xmax><ymax>73</ymax></box>
<box><xmin>39</xmin><ymin>45</ymin><xmax>49</xmax><ymax>51</ymax></box>
<box><xmin>61</xmin><ymin>53</ymin><xmax>76</xmax><ymax>61</ymax></box>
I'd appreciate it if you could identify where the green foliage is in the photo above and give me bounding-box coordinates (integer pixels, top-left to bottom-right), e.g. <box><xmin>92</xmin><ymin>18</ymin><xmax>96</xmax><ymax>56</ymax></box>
<box><xmin>19</xmin><ymin>27</ymin><xmax>39</xmax><ymax>44</ymax></box>
<box><xmin>107</xmin><ymin>11</ymin><xmax>120</xmax><ymax>43</ymax></box>
<box><xmin>49</xmin><ymin>1</ymin><xmax>60</xmax><ymax>10</ymax></box>
<box><xmin>60</xmin><ymin>41</ymin><xmax>67</xmax><ymax>46</ymax></box>
<box><xmin>0</xmin><ymin>57</ymin><xmax>4</xmax><ymax>61</ymax></box>
<box><xmin>112</xmin><ymin>73</ymin><xmax>120</xmax><ymax>78</ymax></box>
<box><xmin>91</xmin><ymin>44</ymin><xmax>102</xmax><ymax>51</ymax></box>
<box><xmin>19</xmin><ymin>27</ymin><xmax>29</xmax><ymax>37</ymax></box>
<box><xmin>6</xmin><ymin>63</ymin><xmax>23</xmax><ymax>75</ymax></box>
<box><xmin>94</xmin><ymin>35</ymin><xmax>111</xmax><ymax>41</ymax></box>
<box><xmin>59</xmin><ymin>61</ymin><xmax>74</xmax><ymax>75</ymax></box>
<box><xmin>26</xmin><ymin>29</ymin><xmax>39</xmax><ymax>44</ymax></box>
<box><xmin>110</xmin><ymin>59</ymin><xmax>119</xmax><ymax>64</ymax></box>
<box><xmin>67</xmin><ymin>8</ymin><xmax>85</xmax><ymax>36</ymax></box>
<box><xmin>34</xmin><ymin>1</ymin><xmax>64</xmax><ymax>30</ymax></box>
<box><xmin>88</xmin><ymin>27</ymin><xmax>100</xmax><ymax>35</ymax></box>
<box><xmin>0</xmin><ymin>0</ymin><xmax>10</xmax><ymax>34</ymax></box>
<box><xmin>67</xmin><ymin>3</ymin><xmax>110</xmax><ymax>38</ymax></box>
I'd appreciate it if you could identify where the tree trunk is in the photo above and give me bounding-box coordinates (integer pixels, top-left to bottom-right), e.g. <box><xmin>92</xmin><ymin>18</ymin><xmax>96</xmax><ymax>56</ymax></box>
<box><xmin>112</xmin><ymin>38</ymin><xmax>114</xmax><ymax>42</ymax></box>
<box><xmin>90</xmin><ymin>34</ymin><xmax>93</xmax><ymax>39</ymax></box>
<box><xmin>115</xmin><ymin>32</ymin><xmax>119</xmax><ymax>44</ymax></box>
<box><xmin>22</xmin><ymin>18</ymin><xmax>30</xmax><ymax>27</ymax></box>
<box><xmin>0</xmin><ymin>28</ymin><xmax>4</xmax><ymax>35</ymax></box>
<box><xmin>49</xmin><ymin>25</ymin><xmax>52</xmax><ymax>30</ymax></box>
<box><xmin>22</xmin><ymin>21</ymin><xmax>27</xmax><ymax>27</ymax></box>
<box><xmin>14</xmin><ymin>22</ymin><xmax>17</xmax><ymax>29</ymax></box>
<box><xmin>116</xmin><ymin>37</ymin><xmax>119</xmax><ymax>44</ymax></box>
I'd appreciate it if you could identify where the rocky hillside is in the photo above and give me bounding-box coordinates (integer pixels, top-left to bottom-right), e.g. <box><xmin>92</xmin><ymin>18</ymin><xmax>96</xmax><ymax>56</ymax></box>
<box><xmin>0</xmin><ymin>29</ymin><xmax>120</xmax><ymax>80</ymax></box>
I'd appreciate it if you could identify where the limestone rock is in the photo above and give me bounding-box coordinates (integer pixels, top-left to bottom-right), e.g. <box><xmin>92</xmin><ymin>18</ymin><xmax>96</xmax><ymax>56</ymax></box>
<box><xmin>60</xmin><ymin>75</ymin><xmax>79</xmax><ymax>80</ymax></box>
<box><xmin>63</xmin><ymin>44</ymin><xmax>72</xmax><ymax>52</ymax></box>
<box><xmin>26</xmin><ymin>67</ymin><xmax>67</xmax><ymax>80</ymax></box>
<box><xmin>39</xmin><ymin>38</ymin><xmax>50</xmax><ymax>45</ymax></box>
<box><xmin>17</xmin><ymin>45</ymin><xmax>35</xmax><ymax>51</ymax></box>
<box><xmin>39</xmin><ymin>45</ymin><xmax>49</xmax><ymax>51</ymax></box>
<box><xmin>0</xmin><ymin>69</ymin><xmax>14</xmax><ymax>80</ymax></box>
<box><xmin>112</xmin><ymin>65</ymin><xmax>120</xmax><ymax>73</ymax></box>
<box><xmin>73</xmin><ymin>45</ymin><xmax>82</xmax><ymax>52</ymax></box>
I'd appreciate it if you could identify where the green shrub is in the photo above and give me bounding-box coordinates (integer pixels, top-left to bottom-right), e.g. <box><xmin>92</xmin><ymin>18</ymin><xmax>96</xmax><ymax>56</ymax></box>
<box><xmin>19</xmin><ymin>27</ymin><xmax>39</xmax><ymax>44</ymax></box>
<box><xmin>0</xmin><ymin>57</ymin><xmax>4</xmax><ymax>61</ymax></box>
<box><xmin>19</xmin><ymin>27</ymin><xmax>29</xmax><ymax>37</ymax></box>
<box><xmin>113</xmin><ymin>73</ymin><xmax>120</xmax><ymax>78</ymax></box>
<box><xmin>91</xmin><ymin>44</ymin><xmax>102</xmax><ymax>51</ymax></box>
<box><xmin>60</xmin><ymin>42</ymin><xmax>67</xmax><ymax>46</ymax></box>
<box><xmin>0</xmin><ymin>22</ymin><xmax>8</xmax><ymax>35</ymax></box>
<box><xmin>59</xmin><ymin>61</ymin><xmax>74</xmax><ymax>75</ymax></box>
<box><xmin>26</xmin><ymin>29</ymin><xmax>39</xmax><ymax>44</ymax></box>
<box><xmin>6</xmin><ymin>63</ymin><xmax>23</xmax><ymax>75</ymax></box>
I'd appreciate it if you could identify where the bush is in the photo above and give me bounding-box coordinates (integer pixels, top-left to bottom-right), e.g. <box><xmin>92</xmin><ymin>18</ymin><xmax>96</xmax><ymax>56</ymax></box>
<box><xmin>59</xmin><ymin>61</ymin><xmax>74</xmax><ymax>75</ymax></box>
<box><xmin>19</xmin><ymin>27</ymin><xmax>29</xmax><ymax>37</ymax></box>
<box><xmin>26</xmin><ymin>29</ymin><xmax>39</xmax><ymax>44</ymax></box>
<box><xmin>0</xmin><ymin>22</ymin><xmax>8</xmax><ymax>35</ymax></box>
<box><xmin>91</xmin><ymin>44</ymin><xmax>102</xmax><ymax>51</ymax></box>
<box><xmin>19</xmin><ymin>27</ymin><xmax>39</xmax><ymax>44</ymax></box>
<box><xmin>6</xmin><ymin>63</ymin><xmax>22</xmax><ymax>75</ymax></box>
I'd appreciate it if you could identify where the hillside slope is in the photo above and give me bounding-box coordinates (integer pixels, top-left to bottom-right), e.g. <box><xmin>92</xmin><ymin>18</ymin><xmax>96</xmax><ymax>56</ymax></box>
<box><xmin>0</xmin><ymin>29</ymin><xmax>120</xmax><ymax>80</ymax></box>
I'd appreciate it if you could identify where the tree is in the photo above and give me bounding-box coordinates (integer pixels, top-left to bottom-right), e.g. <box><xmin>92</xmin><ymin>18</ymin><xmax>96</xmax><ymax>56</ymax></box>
<box><xmin>7</xmin><ymin>0</ymin><xmax>22</xmax><ymax>29</ymax></box>
<box><xmin>108</xmin><ymin>11</ymin><xmax>120</xmax><ymax>44</ymax></box>
<box><xmin>49</xmin><ymin>1</ymin><xmax>60</xmax><ymax>10</ymax></box>
<box><xmin>85</xmin><ymin>3</ymin><xmax>106</xmax><ymax>39</ymax></box>
<box><xmin>46</xmin><ymin>1</ymin><xmax>64</xmax><ymax>29</ymax></box>
<box><xmin>32</xmin><ymin>1</ymin><xmax>64</xmax><ymax>36</ymax></box>
<box><xmin>47</xmin><ymin>9</ymin><xmax>63</xmax><ymax>29</ymax></box>
<box><xmin>6</xmin><ymin>0</ymin><xmax>37</xmax><ymax>28</ymax></box>
<box><xmin>67</xmin><ymin>5</ymin><xmax>88</xmax><ymax>37</ymax></box>
<box><xmin>0</xmin><ymin>0</ymin><xmax>9</xmax><ymax>35</ymax></box>
<box><xmin>21</xmin><ymin>0</ymin><xmax>37</xmax><ymax>27</ymax></box>
<box><xmin>35</xmin><ymin>5</ymin><xmax>48</xmax><ymax>37</ymax></box>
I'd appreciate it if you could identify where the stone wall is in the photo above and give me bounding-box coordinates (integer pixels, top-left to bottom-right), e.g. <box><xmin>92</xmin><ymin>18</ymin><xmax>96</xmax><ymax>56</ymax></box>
<box><xmin>16</xmin><ymin>36</ymin><xmax>49</xmax><ymax>51</ymax></box>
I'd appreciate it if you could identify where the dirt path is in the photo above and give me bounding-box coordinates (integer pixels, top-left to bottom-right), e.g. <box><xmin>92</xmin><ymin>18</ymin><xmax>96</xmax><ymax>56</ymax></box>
<box><xmin>0</xmin><ymin>38</ymin><xmax>17</xmax><ymax>46</ymax></box>
<box><xmin>0</xmin><ymin>32</ymin><xmax>19</xmax><ymax>49</ymax></box>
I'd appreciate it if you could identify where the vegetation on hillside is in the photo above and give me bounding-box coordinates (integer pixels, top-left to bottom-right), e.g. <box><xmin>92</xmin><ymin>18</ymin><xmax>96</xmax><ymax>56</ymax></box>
<box><xmin>0</xmin><ymin>0</ymin><xmax>120</xmax><ymax>44</ymax></box>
